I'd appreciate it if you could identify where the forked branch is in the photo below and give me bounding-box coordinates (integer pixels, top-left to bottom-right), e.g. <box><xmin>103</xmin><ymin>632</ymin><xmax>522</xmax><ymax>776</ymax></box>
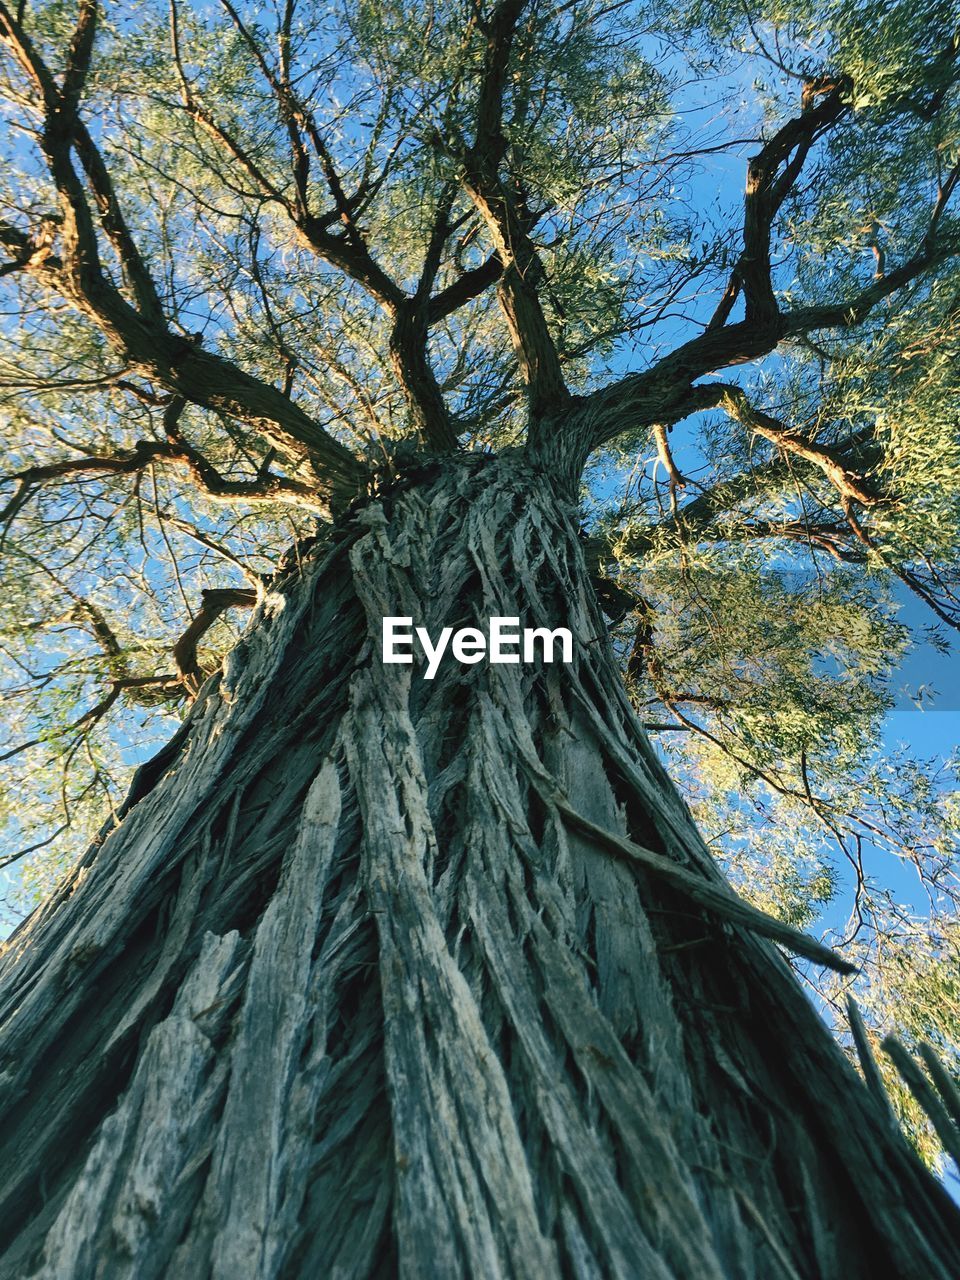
<box><xmin>711</xmin><ymin>76</ymin><xmax>850</xmax><ymax>328</ymax></box>
<box><xmin>577</xmin><ymin>67</ymin><xmax>960</xmax><ymax>460</ymax></box>
<box><xmin>459</xmin><ymin>0</ymin><xmax>569</xmax><ymax>424</ymax></box>
<box><xmin>0</xmin><ymin>0</ymin><xmax>365</xmax><ymax>501</ymax></box>
<box><xmin>0</xmin><ymin>429</ymin><xmax>325</xmax><ymax>538</ymax></box>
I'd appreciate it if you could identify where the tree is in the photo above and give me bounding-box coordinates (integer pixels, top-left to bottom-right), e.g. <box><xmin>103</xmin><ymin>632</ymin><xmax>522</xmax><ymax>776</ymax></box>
<box><xmin>0</xmin><ymin>0</ymin><xmax>959</xmax><ymax>1273</ymax></box>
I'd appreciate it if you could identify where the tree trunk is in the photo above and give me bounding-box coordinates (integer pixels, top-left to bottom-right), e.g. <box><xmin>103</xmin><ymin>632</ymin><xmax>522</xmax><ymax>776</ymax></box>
<box><xmin>0</xmin><ymin>455</ymin><xmax>957</xmax><ymax>1278</ymax></box>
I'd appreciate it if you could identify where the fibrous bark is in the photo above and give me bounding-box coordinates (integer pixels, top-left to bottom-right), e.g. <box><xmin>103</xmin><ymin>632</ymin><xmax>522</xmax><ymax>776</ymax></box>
<box><xmin>0</xmin><ymin>456</ymin><xmax>957</xmax><ymax>1278</ymax></box>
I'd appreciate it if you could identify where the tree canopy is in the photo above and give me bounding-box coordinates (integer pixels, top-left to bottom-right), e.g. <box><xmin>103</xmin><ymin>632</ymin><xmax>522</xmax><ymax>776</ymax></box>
<box><xmin>0</xmin><ymin>0</ymin><xmax>958</xmax><ymax>1168</ymax></box>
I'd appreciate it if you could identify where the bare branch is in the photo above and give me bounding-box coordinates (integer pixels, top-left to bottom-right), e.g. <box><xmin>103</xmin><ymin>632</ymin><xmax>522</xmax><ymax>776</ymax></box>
<box><xmin>0</xmin><ymin>824</ymin><xmax>70</xmax><ymax>872</ymax></box>
<box><xmin>172</xmin><ymin>586</ymin><xmax>257</xmax><ymax>694</ymax></box>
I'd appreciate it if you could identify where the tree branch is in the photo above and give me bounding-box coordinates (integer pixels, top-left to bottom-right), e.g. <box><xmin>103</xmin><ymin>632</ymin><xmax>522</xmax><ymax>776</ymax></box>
<box><xmin>576</xmin><ymin>59</ymin><xmax>960</xmax><ymax>461</ymax></box>
<box><xmin>652</xmin><ymin>423</ymin><xmax>688</xmax><ymax>491</ymax></box>
<box><xmin>428</xmin><ymin>250</ymin><xmax>504</xmax><ymax>323</ymax></box>
<box><xmin>0</xmin><ymin>674</ymin><xmax>181</xmax><ymax>769</ymax></box>
<box><xmin>591</xmin><ymin>423</ymin><xmax>880</xmax><ymax>562</ymax></box>
<box><xmin>579</xmin><ymin>215</ymin><xmax>960</xmax><ymax>456</ymax></box>
<box><xmin>458</xmin><ymin>0</ymin><xmax>568</xmax><ymax>423</ymax></box>
<box><xmin>0</xmin><ymin>428</ymin><xmax>325</xmax><ymax>537</ymax></box>
<box><xmin>785</xmin><ymin>233</ymin><xmax>960</xmax><ymax>335</ymax></box>
<box><xmin>713</xmin><ymin>385</ymin><xmax>881</xmax><ymax>507</ymax></box>
<box><xmin>712</xmin><ymin>75</ymin><xmax>850</xmax><ymax>328</ymax></box>
<box><xmin>171</xmin><ymin>1</ymin><xmax>462</xmax><ymax>448</ymax></box>
<box><xmin>172</xmin><ymin>586</ymin><xmax>257</xmax><ymax>694</ymax></box>
<box><xmin>0</xmin><ymin>0</ymin><xmax>365</xmax><ymax>502</ymax></box>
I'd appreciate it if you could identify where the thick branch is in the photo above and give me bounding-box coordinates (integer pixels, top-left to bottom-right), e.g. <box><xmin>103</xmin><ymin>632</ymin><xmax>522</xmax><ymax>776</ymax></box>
<box><xmin>580</xmin><ymin>219</ymin><xmax>960</xmax><ymax>457</ymax></box>
<box><xmin>378</xmin><ymin>185</ymin><xmax>460</xmax><ymax>450</ymax></box>
<box><xmin>388</xmin><ymin>302</ymin><xmax>459</xmax><ymax>450</ymax></box>
<box><xmin>714</xmin><ymin>76</ymin><xmax>850</xmax><ymax>328</ymax></box>
<box><xmin>577</xmin><ymin>69</ymin><xmax>960</xmax><ymax>462</ymax></box>
<box><xmin>459</xmin><ymin>0</ymin><xmax>568</xmax><ymax>422</ymax></box>
<box><xmin>428</xmin><ymin>251</ymin><xmax>503</xmax><ymax>323</ymax></box>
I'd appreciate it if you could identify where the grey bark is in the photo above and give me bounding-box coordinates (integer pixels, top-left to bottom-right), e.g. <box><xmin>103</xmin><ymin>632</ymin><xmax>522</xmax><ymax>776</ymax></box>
<box><xmin>0</xmin><ymin>455</ymin><xmax>957</xmax><ymax>1278</ymax></box>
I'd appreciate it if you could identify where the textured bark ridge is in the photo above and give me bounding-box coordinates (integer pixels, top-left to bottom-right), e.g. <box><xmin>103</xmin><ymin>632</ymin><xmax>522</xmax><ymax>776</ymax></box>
<box><xmin>0</xmin><ymin>456</ymin><xmax>957</xmax><ymax>1278</ymax></box>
